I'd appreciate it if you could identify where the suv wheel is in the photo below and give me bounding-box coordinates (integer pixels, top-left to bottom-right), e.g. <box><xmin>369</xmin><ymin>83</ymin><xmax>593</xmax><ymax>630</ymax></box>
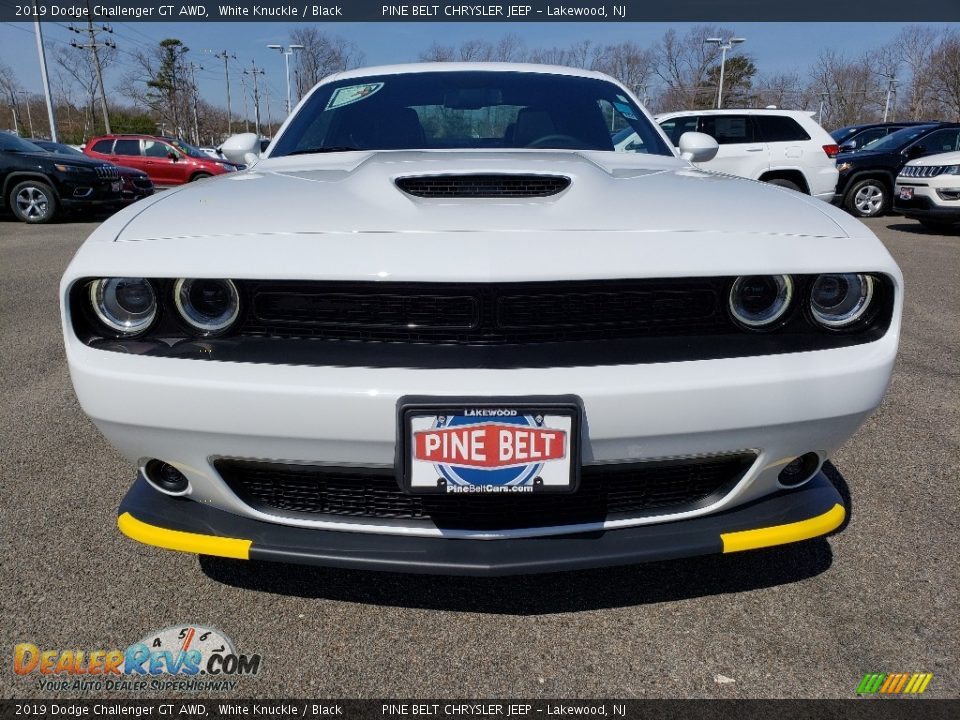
<box><xmin>10</xmin><ymin>180</ymin><xmax>58</xmax><ymax>224</ymax></box>
<box><xmin>845</xmin><ymin>179</ymin><xmax>888</xmax><ymax>218</ymax></box>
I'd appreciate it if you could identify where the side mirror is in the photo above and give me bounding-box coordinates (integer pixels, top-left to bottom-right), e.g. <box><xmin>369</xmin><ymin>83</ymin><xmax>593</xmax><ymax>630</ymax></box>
<box><xmin>840</xmin><ymin>140</ymin><xmax>857</xmax><ymax>152</ymax></box>
<box><xmin>167</xmin><ymin>151</ymin><xmax>178</xmax><ymax>161</ymax></box>
<box><xmin>906</xmin><ymin>144</ymin><xmax>926</xmax><ymax>158</ymax></box>
<box><xmin>678</xmin><ymin>131</ymin><xmax>719</xmax><ymax>163</ymax></box>
<box><xmin>220</xmin><ymin>133</ymin><xmax>261</xmax><ymax>166</ymax></box>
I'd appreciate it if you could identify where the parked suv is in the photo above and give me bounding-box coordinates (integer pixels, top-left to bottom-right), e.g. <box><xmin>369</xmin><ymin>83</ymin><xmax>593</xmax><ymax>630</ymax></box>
<box><xmin>30</xmin><ymin>139</ymin><xmax>154</xmax><ymax>206</ymax></box>
<box><xmin>84</xmin><ymin>134</ymin><xmax>240</xmax><ymax>186</ymax></box>
<box><xmin>655</xmin><ymin>109</ymin><xmax>839</xmax><ymax>201</ymax></box>
<box><xmin>831</xmin><ymin>122</ymin><xmax>928</xmax><ymax>153</ymax></box>
<box><xmin>1</xmin><ymin>131</ymin><xmax>122</xmax><ymax>223</ymax></box>
<box><xmin>834</xmin><ymin>122</ymin><xmax>960</xmax><ymax>217</ymax></box>
<box><xmin>894</xmin><ymin>151</ymin><xmax>960</xmax><ymax>231</ymax></box>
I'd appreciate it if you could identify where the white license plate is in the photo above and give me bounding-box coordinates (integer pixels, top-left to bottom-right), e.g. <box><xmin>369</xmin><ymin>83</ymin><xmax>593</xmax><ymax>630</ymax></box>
<box><xmin>400</xmin><ymin>400</ymin><xmax>580</xmax><ymax>494</ymax></box>
<box><xmin>899</xmin><ymin>187</ymin><xmax>914</xmax><ymax>200</ymax></box>
<box><xmin>112</xmin><ymin>181</ymin><xmax>122</xmax><ymax>192</ymax></box>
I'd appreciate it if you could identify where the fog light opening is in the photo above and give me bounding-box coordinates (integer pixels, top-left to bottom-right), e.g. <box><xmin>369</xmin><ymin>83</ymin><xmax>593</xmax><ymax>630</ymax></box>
<box><xmin>144</xmin><ymin>459</ymin><xmax>190</xmax><ymax>496</ymax></box>
<box><xmin>778</xmin><ymin>452</ymin><xmax>821</xmax><ymax>487</ymax></box>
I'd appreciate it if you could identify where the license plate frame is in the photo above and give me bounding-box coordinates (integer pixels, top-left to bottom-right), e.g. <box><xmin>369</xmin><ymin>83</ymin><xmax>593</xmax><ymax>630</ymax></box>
<box><xmin>396</xmin><ymin>395</ymin><xmax>582</xmax><ymax>495</ymax></box>
<box><xmin>898</xmin><ymin>186</ymin><xmax>914</xmax><ymax>200</ymax></box>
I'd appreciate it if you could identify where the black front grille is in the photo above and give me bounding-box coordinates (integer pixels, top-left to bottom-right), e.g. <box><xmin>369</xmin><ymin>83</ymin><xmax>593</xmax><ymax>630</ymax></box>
<box><xmin>241</xmin><ymin>279</ymin><xmax>728</xmax><ymax>344</ymax></box>
<box><xmin>215</xmin><ymin>454</ymin><xmax>755</xmax><ymax>531</ymax></box>
<box><xmin>396</xmin><ymin>174</ymin><xmax>570</xmax><ymax>198</ymax></box>
<box><xmin>96</xmin><ymin>165</ymin><xmax>120</xmax><ymax>180</ymax></box>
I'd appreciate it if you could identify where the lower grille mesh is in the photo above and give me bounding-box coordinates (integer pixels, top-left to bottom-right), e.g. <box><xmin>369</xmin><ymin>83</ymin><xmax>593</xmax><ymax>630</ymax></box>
<box><xmin>216</xmin><ymin>454</ymin><xmax>755</xmax><ymax>531</ymax></box>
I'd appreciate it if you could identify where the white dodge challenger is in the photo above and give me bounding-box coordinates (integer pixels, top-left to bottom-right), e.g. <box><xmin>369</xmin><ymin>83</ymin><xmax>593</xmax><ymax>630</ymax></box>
<box><xmin>61</xmin><ymin>64</ymin><xmax>902</xmax><ymax>575</ymax></box>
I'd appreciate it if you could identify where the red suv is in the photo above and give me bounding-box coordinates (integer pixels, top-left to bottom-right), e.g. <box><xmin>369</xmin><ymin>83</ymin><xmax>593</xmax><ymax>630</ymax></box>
<box><xmin>84</xmin><ymin>135</ymin><xmax>240</xmax><ymax>186</ymax></box>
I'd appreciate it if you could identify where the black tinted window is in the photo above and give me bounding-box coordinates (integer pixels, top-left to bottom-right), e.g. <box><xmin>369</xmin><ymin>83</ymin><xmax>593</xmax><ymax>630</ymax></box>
<box><xmin>90</xmin><ymin>140</ymin><xmax>113</xmax><ymax>154</ymax></box>
<box><xmin>113</xmin><ymin>139</ymin><xmax>140</xmax><ymax>156</ymax></box>
<box><xmin>658</xmin><ymin>116</ymin><xmax>699</xmax><ymax>146</ymax></box>
<box><xmin>913</xmin><ymin>129</ymin><xmax>960</xmax><ymax>154</ymax></box>
<box><xmin>698</xmin><ymin>115</ymin><xmax>757</xmax><ymax>145</ymax></box>
<box><xmin>755</xmin><ymin>116</ymin><xmax>811</xmax><ymax>142</ymax></box>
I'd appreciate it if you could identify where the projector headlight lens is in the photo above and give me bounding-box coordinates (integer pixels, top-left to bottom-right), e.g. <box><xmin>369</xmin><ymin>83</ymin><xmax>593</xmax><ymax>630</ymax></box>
<box><xmin>174</xmin><ymin>278</ymin><xmax>240</xmax><ymax>335</ymax></box>
<box><xmin>89</xmin><ymin>278</ymin><xmax>157</xmax><ymax>335</ymax></box>
<box><xmin>810</xmin><ymin>273</ymin><xmax>874</xmax><ymax>328</ymax></box>
<box><xmin>728</xmin><ymin>275</ymin><xmax>794</xmax><ymax>329</ymax></box>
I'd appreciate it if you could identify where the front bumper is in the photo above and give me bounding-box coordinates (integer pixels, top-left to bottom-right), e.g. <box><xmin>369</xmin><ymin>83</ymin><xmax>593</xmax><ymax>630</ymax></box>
<box><xmin>893</xmin><ymin>189</ymin><xmax>960</xmax><ymax>223</ymax></box>
<box><xmin>119</xmin><ymin>472</ymin><xmax>845</xmax><ymax>576</ymax></box>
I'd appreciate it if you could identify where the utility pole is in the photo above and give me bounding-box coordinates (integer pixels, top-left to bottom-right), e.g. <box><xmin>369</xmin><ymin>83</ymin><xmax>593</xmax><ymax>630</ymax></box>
<box><xmin>17</xmin><ymin>92</ymin><xmax>35</xmax><ymax>137</ymax></box>
<box><xmin>69</xmin><ymin>3</ymin><xmax>114</xmax><ymax>134</ymax></box>
<box><xmin>188</xmin><ymin>62</ymin><xmax>203</xmax><ymax>145</ymax></box>
<box><xmin>210</xmin><ymin>50</ymin><xmax>237</xmax><ymax>135</ymax></box>
<box><xmin>33</xmin><ymin>2</ymin><xmax>58</xmax><ymax>140</ymax></box>
<box><xmin>238</xmin><ymin>72</ymin><xmax>250</xmax><ymax>132</ymax></box>
<box><xmin>243</xmin><ymin>60</ymin><xmax>265</xmax><ymax>137</ymax></box>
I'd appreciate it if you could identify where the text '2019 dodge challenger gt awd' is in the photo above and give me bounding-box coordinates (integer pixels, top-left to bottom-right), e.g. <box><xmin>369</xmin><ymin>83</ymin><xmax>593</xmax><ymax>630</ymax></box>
<box><xmin>61</xmin><ymin>64</ymin><xmax>902</xmax><ymax>576</ymax></box>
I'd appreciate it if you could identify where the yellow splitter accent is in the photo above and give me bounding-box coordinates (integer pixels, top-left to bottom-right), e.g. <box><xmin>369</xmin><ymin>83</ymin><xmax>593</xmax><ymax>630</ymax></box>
<box><xmin>721</xmin><ymin>503</ymin><xmax>845</xmax><ymax>553</ymax></box>
<box><xmin>118</xmin><ymin>503</ymin><xmax>845</xmax><ymax>561</ymax></box>
<box><xmin>118</xmin><ymin>512</ymin><xmax>251</xmax><ymax>560</ymax></box>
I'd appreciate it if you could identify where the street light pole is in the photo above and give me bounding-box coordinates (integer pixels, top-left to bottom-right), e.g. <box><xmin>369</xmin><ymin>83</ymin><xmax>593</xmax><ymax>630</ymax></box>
<box><xmin>876</xmin><ymin>72</ymin><xmax>898</xmax><ymax>123</ymax></box>
<box><xmin>267</xmin><ymin>44</ymin><xmax>305</xmax><ymax>116</ymax></box>
<box><xmin>704</xmin><ymin>36</ymin><xmax>745</xmax><ymax>109</ymax></box>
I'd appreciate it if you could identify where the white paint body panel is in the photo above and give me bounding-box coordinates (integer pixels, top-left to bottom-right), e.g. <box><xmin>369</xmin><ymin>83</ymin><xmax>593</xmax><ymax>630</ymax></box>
<box><xmin>61</xmin><ymin>64</ymin><xmax>902</xmax><ymax>540</ymax></box>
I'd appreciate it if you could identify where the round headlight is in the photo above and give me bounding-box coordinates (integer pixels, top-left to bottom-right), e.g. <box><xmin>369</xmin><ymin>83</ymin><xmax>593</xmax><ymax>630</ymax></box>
<box><xmin>728</xmin><ymin>275</ymin><xmax>794</xmax><ymax>329</ymax></box>
<box><xmin>174</xmin><ymin>278</ymin><xmax>240</xmax><ymax>335</ymax></box>
<box><xmin>810</xmin><ymin>273</ymin><xmax>874</xmax><ymax>328</ymax></box>
<box><xmin>89</xmin><ymin>278</ymin><xmax>157</xmax><ymax>335</ymax></box>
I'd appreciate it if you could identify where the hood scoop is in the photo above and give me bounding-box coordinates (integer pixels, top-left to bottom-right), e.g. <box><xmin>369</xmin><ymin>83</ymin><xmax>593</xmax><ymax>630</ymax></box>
<box><xmin>395</xmin><ymin>173</ymin><xmax>571</xmax><ymax>198</ymax></box>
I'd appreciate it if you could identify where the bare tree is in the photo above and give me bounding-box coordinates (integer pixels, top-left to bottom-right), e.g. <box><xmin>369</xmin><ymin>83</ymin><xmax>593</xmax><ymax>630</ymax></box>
<box><xmin>289</xmin><ymin>27</ymin><xmax>364</xmax><ymax>98</ymax></box>
<box><xmin>930</xmin><ymin>30</ymin><xmax>960</xmax><ymax>121</ymax></box>
<box><xmin>587</xmin><ymin>41</ymin><xmax>656</xmax><ymax>103</ymax></box>
<box><xmin>807</xmin><ymin>49</ymin><xmax>884</xmax><ymax>128</ymax></box>
<box><xmin>420</xmin><ymin>35</ymin><xmax>526</xmax><ymax>63</ymax></box>
<box><xmin>653</xmin><ymin>25</ymin><xmax>735</xmax><ymax>111</ymax></box>
<box><xmin>0</xmin><ymin>62</ymin><xmax>22</xmax><ymax>133</ymax></box>
<box><xmin>56</xmin><ymin>44</ymin><xmax>117</xmax><ymax>136</ymax></box>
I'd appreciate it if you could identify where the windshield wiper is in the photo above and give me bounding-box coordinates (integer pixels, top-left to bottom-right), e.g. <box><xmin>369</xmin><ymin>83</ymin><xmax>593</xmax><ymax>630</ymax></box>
<box><xmin>286</xmin><ymin>146</ymin><xmax>364</xmax><ymax>156</ymax></box>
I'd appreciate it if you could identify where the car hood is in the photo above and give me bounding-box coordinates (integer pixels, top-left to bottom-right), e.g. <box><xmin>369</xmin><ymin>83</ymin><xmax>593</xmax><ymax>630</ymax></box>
<box><xmin>836</xmin><ymin>149</ymin><xmax>893</xmax><ymax>163</ymax></box>
<box><xmin>113</xmin><ymin>151</ymin><xmax>853</xmax><ymax>241</ymax></box>
<box><xmin>904</xmin><ymin>150</ymin><xmax>960</xmax><ymax>167</ymax></box>
<box><xmin>17</xmin><ymin>150</ymin><xmax>113</xmax><ymax>168</ymax></box>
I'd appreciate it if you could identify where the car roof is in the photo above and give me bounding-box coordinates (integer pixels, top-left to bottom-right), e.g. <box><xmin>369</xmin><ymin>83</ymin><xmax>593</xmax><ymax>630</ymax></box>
<box><xmin>656</xmin><ymin>109</ymin><xmax>816</xmax><ymax>119</ymax></box>
<box><xmin>325</xmin><ymin>62</ymin><xmax>614</xmax><ymax>84</ymax></box>
<box><xmin>837</xmin><ymin>121</ymin><xmax>929</xmax><ymax>132</ymax></box>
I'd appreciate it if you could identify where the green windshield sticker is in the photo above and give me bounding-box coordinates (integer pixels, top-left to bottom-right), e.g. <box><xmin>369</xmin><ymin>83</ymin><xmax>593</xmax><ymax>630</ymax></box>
<box><xmin>326</xmin><ymin>83</ymin><xmax>385</xmax><ymax>110</ymax></box>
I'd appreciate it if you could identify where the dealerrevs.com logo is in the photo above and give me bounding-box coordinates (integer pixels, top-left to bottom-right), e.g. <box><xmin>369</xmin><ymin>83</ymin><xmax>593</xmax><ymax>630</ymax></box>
<box><xmin>13</xmin><ymin>625</ymin><xmax>261</xmax><ymax>692</ymax></box>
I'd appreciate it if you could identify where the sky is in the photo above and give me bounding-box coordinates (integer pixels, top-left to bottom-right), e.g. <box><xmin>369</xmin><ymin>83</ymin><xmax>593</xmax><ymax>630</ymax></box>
<box><xmin>2</xmin><ymin>21</ymin><xmax>957</xmax><ymax>120</ymax></box>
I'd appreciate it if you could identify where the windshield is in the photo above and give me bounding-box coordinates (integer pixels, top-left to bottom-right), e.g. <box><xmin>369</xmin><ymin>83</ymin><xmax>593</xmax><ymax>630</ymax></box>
<box><xmin>830</xmin><ymin>127</ymin><xmax>859</xmax><ymax>142</ymax></box>
<box><xmin>271</xmin><ymin>71</ymin><xmax>672</xmax><ymax>157</ymax></box>
<box><xmin>0</xmin><ymin>133</ymin><xmax>45</xmax><ymax>153</ymax></box>
<box><xmin>860</xmin><ymin>125</ymin><xmax>935</xmax><ymax>153</ymax></box>
<box><xmin>36</xmin><ymin>141</ymin><xmax>84</xmax><ymax>156</ymax></box>
<box><xmin>170</xmin><ymin>139</ymin><xmax>210</xmax><ymax>159</ymax></box>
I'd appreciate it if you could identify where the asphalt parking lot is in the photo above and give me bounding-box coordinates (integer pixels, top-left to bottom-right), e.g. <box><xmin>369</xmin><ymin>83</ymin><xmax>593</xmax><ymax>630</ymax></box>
<box><xmin>1</xmin><ymin>215</ymin><xmax>957</xmax><ymax>700</ymax></box>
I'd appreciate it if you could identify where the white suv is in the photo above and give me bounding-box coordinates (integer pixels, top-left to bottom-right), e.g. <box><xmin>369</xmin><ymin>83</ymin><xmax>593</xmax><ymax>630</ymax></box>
<box><xmin>894</xmin><ymin>150</ymin><xmax>960</xmax><ymax>231</ymax></box>
<box><xmin>656</xmin><ymin>109</ymin><xmax>840</xmax><ymax>202</ymax></box>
